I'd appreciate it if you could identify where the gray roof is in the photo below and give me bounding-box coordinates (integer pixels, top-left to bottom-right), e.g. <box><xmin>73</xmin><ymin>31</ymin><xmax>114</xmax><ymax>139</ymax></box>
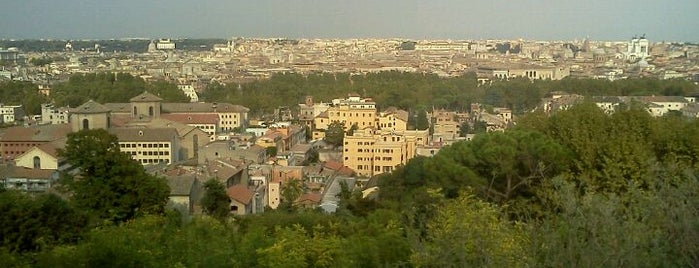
<box><xmin>109</xmin><ymin>127</ymin><xmax>179</xmax><ymax>142</ymax></box>
<box><xmin>162</xmin><ymin>102</ymin><xmax>249</xmax><ymax>113</ymax></box>
<box><xmin>130</xmin><ymin>91</ymin><xmax>163</xmax><ymax>102</ymax></box>
<box><xmin>72</xmin><ymin>100</ymin><xmax>111</xmax><ymax>114</ymax></box>
<box><xmin>105</xmin><ymin>102</ymin><xmax>249</xmax><ymax>114</ymax></box>
<box><xmin>103</xmin><ymin>103</ymin><xmax>131</xmax><ymax>113</ymax></box>
<box><xmin>167</xmin><ymin>175</ymin><xmax>196</xmax><ymax>196</ymax></box>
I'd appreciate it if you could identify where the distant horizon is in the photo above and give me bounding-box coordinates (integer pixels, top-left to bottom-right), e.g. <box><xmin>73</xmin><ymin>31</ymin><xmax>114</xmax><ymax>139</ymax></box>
<box><xmin>2</xmin><ymin>1</ymin><xmax>698</xmax><ymax>42</ymax></box>
<box><xmin>1</xmin><ymin>36</ymin><xmax>691</xmax><ymax>44</ymax></box>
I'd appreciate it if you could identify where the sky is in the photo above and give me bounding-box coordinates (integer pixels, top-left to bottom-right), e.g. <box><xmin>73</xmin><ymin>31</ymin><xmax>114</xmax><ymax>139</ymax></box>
<box><xmin>2</xmin><ymin>0</ymin><xmax>698</xmax><ymax>42</ymax></box>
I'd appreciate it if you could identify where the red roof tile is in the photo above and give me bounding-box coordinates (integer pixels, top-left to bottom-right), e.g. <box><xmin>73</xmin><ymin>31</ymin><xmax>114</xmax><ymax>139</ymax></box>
<box><xmin>227</xmin><ymin>184</ymin><xmax>254</xmax><ymax>205</ymax></box>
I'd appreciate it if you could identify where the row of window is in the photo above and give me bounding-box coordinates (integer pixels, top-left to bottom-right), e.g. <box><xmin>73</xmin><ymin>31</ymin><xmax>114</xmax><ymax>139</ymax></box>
<box><xmin>140</xmin><ymin>159</ymin><xmax>169</xmax><ymax>164</ymax></box>
<box><xmin>195</xmin><ymin>125</ymin><xmax>216</xmax><ymax>130</ymax></box>
<box><xmin>128</xmin><ymin>151</ymin><xmax>170</xmax><ymax>156</ymax></box>
<box><xmin>2</xmin><ymin>143</ymin><xmax>41</xmax><ymax>147</ymax></box>
<box><xmin>354</xmin><ymin>156</ymin><xmax>393</xmax><ymax>161</ymax></box>
<box><xmin>330</xmin><ymin>112</ymin><xmax>375</xmax><ymax>117</ymax></box>
<box><xmin>344</xmin><ymin>148</ymin><xmax>396</xmax><ymax>154</ymax></box>
<box><xmin>120</xmin><ymin>143</ymin><xmax>170</xmax><ymax>148</ymax></box>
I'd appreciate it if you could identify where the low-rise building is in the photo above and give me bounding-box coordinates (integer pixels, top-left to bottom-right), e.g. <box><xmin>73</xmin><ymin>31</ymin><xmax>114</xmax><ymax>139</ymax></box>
<box><xmin>0</xmin><ymin>104</ymin><xmax>24</xmax><ymax>124</ymax></box>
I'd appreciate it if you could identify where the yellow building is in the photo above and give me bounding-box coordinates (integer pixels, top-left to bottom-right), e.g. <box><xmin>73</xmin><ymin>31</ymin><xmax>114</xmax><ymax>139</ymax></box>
<box><xmin>312</xmin><ymin>94</ymin><xmax>377</xmax><ymax>139</ymax></box>
<box><xmin>327</xmin><ymin>95</ymin><xmax>377</xmax><ymax>130</ymax></box>
<box><xmin>343</xmin><ymin>128</ymin><xmax>428</xmax><ymax>177</ymax></box>
<box><xmin>431</xmin><ymin>109</ymin><xmax>461</xmax><ymax>142</ymax></box>
<box><xmin>377</xmin><ymin>107</ymin><xmax>409</xmax><ymax>131</ymax></box>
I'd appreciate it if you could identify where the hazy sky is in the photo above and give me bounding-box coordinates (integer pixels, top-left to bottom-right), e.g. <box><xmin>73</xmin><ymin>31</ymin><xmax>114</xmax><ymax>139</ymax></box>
<box><xmin>2</xmin><ymin>0</ymin><xmax>698</xmax><ymax>41</ymax></box>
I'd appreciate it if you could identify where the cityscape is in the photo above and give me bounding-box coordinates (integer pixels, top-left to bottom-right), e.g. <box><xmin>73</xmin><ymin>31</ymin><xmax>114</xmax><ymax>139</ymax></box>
<box><xmin>1</xmin><ymin>1</ymin><xmax>698</xmax><ymax>267</ymax></box>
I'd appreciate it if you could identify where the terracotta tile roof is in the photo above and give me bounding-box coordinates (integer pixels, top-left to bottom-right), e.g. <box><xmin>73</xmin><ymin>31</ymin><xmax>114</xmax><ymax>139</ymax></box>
<box><xmin>323</xmin><ymin>160</ymin><xmax>344</xmax><ymax>171</ymax></box>
<box><xmin>227</xmin><ymin>184</ymin><xmax>254</xmax><ymax>205</ymax></box>
<box><xmin>296</xmin><ymin>193</ymin><xmax>322</xmax><ymax>205</ymax></box>
<box><xmin>130</xmin><ymin>91</ymin><xmax>163</xmax><ymax>102</ymax></box>
<box><xmin>161</xmin><ymin>113</ymin><xmax>219</xmax><ymax>124</ymax></box>
<box><xmin>16</xmin><ymin>138</ymin><xmax>64</xmax><ymax>159</ymax></box>
<box><xmin>0</xmin><ymin>124</ymin><xmax>71</xmax><ymax>142</ymax></box>
<box><xmin>72</xmin><ymin>100</ymin><xmax>111</xmax><ymax>114</ymax></box>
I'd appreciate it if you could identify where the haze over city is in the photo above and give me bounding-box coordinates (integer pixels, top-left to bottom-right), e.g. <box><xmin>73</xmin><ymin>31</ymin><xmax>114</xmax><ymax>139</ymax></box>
<box><xmin>2</xmin><ymin>0</ymin><xmax>698</xmax><ymax>41</ymax></box>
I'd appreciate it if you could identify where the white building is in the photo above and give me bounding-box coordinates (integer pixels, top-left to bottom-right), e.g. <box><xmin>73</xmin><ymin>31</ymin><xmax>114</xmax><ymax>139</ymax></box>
<box><xmin>156</xmin><ymin>39</ymin><xmax>176</xmax><ymax>50</ymax></box>
<box><xmin>177</xmin><ymin>83</ymin><xmax>199</xmax><ymax>102</ymax></box>
<box><xmin>0</xmin><ymin>104</ymin><xmax>24</xmax><ymax>124</ymax></box>
<box><xmin>626</xmin><ymin>35</ymin><xmax>649</xmax><ymax>61</ymax></box>
<box><xmin>41</xmin><ymin>103</ymin><xmax>70</xmax><ymax>125</ymax></box>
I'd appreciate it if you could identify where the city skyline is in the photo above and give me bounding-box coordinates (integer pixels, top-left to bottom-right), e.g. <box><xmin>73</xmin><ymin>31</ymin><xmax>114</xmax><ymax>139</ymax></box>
<box><xmin>2</xmin><ymin>0</ymin><xmax>698</xmax><ymax>42</ymax></box>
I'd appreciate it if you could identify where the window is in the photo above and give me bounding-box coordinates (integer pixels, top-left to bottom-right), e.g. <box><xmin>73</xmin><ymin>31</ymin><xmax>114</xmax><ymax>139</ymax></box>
<box><xmin>33</xmin><ymin>156</ymin><xmax>41</xmax><ymax>169</ymax></box>
<box><xmin>149</xmin><ymin>106</ymin><xmax>154</xmax><ymax>116</ymax></box>
<box><xmin>82</xmin><ymin>119</ymin><xmax>89</xmax><ymax>130</ymax></box>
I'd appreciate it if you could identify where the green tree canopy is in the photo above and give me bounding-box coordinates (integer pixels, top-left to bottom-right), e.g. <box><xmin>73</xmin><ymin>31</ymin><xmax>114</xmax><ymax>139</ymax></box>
<box><xmin>58</xmin><ymin>129</ymin><xmax>170</xmax><ymax>223</ymax></box>
<box><xmin>200</xmin><ymin>179</ymin><xmax>231</xmax><ymax>221</ymax></box>
<box><xmin>323</xmin><ymin>121</ymin><xmax>345</xmax><ymax>147</ymax></box>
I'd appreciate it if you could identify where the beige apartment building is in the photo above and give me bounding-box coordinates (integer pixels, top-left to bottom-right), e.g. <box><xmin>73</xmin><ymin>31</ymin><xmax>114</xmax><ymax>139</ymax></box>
<box><xmin>310</xmin><ymin>94</ymin><xmax>411</xmax><ymax>140</ymax></box>
<box><xmin>110</xmin><ymin>128</ymin><xmax>180</xmax><ymax>165</ymax></box>
<box><xmin>431</xmin><ymin>109</ymin><xmax>460</xmax><ymax>141</ymax></box>
<box><xmin>313</xmin><ymin>94</ymin><xmax>377</xmax><ymax>139</ymax></box>
<box><xmin>327</xmin><ymin>95</ymin><xmax>377</xmax><ymax>130</ymax></box>
<box><xmin>343</xmin><ymin>128</ymin><xmax>429</xmax><ymax>177</ymax></box>
<box><xmin>377</xmin><ymin>107</ymin><xmax>408</xmax><ymax>131</ymax></box>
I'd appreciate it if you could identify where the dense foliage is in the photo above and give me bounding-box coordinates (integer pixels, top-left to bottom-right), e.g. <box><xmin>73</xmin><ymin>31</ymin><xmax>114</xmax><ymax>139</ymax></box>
<box><xmin>200</xmin><ymin>72</ymin><xmax>698</xmax><ymax>115</ymax></box>
<box><xmin>0</xmin><ymin>81</ymin><xmax>49</xmax><ymax>115</ymax></box>
<box><xmin>0</xmin><ymin>73</ymin><xmax>186</xmax><ymax>117</ymax></box>
<box><xmin>51</xmin><ymin>73</ymin><xmax>188</xmax><ymax>107</ymax></box>
<box><xmin>58</xmin><ymin>129</ymin><xmax>170</xmax><ymax>223</ymax></box>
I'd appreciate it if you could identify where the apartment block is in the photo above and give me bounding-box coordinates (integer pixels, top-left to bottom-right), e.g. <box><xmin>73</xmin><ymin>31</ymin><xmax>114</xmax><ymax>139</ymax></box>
<box><xmin>41</xmin><ymin>103</ymin><xmax>70</xmax><ymax>125</ymax></box>
<box><xmin>343</xmin><ymin>128</ymin><xmax>428</xmax><ymax>177</ymax></box>
<box><xmin>327</xmin><ymin>94</ymin><xmax>377</xmax><ymax>130</ymax></box>
<box><xmin>110</xmin><ymin>128</ymin><xmax>180</xmax><ymax>165</ymax></box>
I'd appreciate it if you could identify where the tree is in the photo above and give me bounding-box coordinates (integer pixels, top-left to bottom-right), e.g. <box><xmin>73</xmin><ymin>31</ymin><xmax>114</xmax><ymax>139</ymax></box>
<box><xmin>412</xmin><ymin>193</ymin><xmax>528</xmax><ymax>267</ymax></box>
<box><xmin>280</xmin><ymin>179</ymin><xmax>304</xmax><ymax>211</ymax></box>
<box><xmin>324</xmin><ymin>121</ymin><xmax>345</xmax><ymax>147</ymax></box>
<box><xmin>346</xmin><ymin>123</ymin><xmax>359</xmax><ymax>136</ymax></box>
<box><xmin>200</xmin><ymin>179</ymin><xmax>231</xmax><ymax>220</ymax></box>
<box><xmin>415</xmin><ymin>109</ymin><xmax>430</xmax><ymax>130</ymax></box>
<box><xmin>265</xmin><ymin>146</ymin><xmax>278</xmax><ymax>157</ymax></box>
<box><xmin>0</xmin><ymin>191</ymin><xmax>88</xmax><ymax>253</ymax></box>
<box><xmin>58</xmin><ymin>129</ymin><xmax>170</xmax><ymax>223</ymax></box>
